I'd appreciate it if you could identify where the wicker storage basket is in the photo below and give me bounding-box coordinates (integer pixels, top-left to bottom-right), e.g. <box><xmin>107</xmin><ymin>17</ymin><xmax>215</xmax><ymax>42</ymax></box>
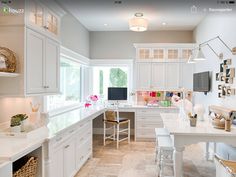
<box><xmin>13</xmin><ymin>157</ymin><xmax>38</xmax><ymax>177</ymax></box>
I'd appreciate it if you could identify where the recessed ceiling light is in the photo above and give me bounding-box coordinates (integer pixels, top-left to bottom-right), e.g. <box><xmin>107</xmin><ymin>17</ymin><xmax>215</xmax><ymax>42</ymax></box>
<box><xmin>162</xmin><ymin>22</ymin><xmax>167</xmax><ymax>26</ymax></box>
<box><xmin>114</xmin><ymin>1</ymin><xmax>122</xmax><ymax>4</ymax></box>
<box><xmin>104</xmin><ymin>23</ymin><xmax>108</xmax><ymax>26</ymax></box>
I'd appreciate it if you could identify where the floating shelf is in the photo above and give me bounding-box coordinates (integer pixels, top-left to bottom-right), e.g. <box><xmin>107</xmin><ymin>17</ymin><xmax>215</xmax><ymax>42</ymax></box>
<box><xmin>0</xmin><ymin>72</ymin><xmax>19</xmax><ymax>77</ymax></box>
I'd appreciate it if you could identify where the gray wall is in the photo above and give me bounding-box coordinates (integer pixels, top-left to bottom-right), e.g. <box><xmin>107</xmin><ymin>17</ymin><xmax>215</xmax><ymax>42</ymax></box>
<box><xmin>61</xmin><ymin>13</ymin><xmax>90</xmax><ymax>58</ymax></box>
<box><xmin>90</xmin><ymin>31</ymin><xmax>193</xmax><ymax>59</ymax></box>
<box><xmin>193</xmin><ymin>14</ymin><xmax>236</xmax><ymax>159</ymax></box>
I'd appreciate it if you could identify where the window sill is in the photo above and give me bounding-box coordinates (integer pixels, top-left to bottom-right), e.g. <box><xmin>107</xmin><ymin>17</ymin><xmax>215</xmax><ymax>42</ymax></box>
<box><xmin>43</xmin><ymin>103</ymin><xmax>83</xmax><ymax>118</ymax></box>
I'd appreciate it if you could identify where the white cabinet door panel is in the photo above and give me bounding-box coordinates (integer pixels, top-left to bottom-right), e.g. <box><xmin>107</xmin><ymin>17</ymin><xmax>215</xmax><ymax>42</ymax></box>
<box><xmin>51</xmin><ymin>146</ymin><xmax>63</xmax><ymax>177</ymax></box>
<box><xmin>63</xmin><ymin>138</ymin><xmax>76</xmax><ymax>177</ymax></box>
<box><xmin>151</xmin><ymin>63</ymin><xmax>165</xmax><ymax>89</ymax></box>
<box><xmin>45</xmin><ymin>38</ymin><xmax>59</xmax><ymax>93</ymax></box>
<box><xmin>26</xmin><ymin>29</ymin><xmax>44</xmax><ymax>94</ymax></box>
<box><xmin>136</xmin><ymin>63</ymin><xmax>151</xmax><ymax>90</ymax></box>
<box><xmin>165</xmin><ymin>63</ymin><xmax>180</xmax><ymax>90</ymax></box>
<box><xmin>180</xmin><ymin>63</ymin><xmax>194</xmax><ymax>90</ymax></box>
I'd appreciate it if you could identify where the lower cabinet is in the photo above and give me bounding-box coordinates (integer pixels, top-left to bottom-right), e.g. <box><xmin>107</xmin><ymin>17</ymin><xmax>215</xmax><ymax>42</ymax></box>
<box><xmin>136</xmin><ymin>108</ymin><xmax>178</xmax><ymax>140</ymax></box>
<box><xmin>0</xmin><ymin>161</ymin><xmax>11</xmax><ymax>177</ymax></box>
<box><xmin>47</xmin><ymin>120</ymin><xmax>92</xmax><ymax>177</ymax></box>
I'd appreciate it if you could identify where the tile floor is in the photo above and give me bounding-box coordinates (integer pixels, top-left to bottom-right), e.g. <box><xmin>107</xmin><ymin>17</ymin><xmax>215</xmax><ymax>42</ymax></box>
<box><xmin>75</xmin><ymin>135</ymin><xmax>215</xmax><ymax>177</ymax></box>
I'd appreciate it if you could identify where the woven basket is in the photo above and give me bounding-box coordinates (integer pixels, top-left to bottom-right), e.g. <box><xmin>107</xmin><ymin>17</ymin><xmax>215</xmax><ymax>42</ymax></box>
<box><xmin>13</xmin><ymin>157</ymin><xmax>38</xmax><ymax>177</ymax></box>
<box><xmin>0</xmin><ymin>47</ymin><xmax>16</xmax><ymax>73</ymax></box>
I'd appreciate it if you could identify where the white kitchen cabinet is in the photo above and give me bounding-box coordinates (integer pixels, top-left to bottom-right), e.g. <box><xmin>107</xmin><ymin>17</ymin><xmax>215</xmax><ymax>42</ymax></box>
<box><xmin>45</xmin><ymin>38</ymin><xmax>60</xmax><ymax>93</ymax></box>
<box><xmin>26</xmin><ymin>29</ymin><xmax>44</xmax><ymax>94</ymax></box>
<box><xmin>26</xmin><ymin>28</ymin><xmax>59</xmax><ymax>95</ymax></box>
<box><xmin>26</xmin><ymin>0</ymin><xmax>61</xmax><ymax>40</ymax></box>
<box><xmin>165</xmin><ymin>63</ymin><xmax>180</xmax><ymax>90</ymax></box>
<box><xmin>136</xmin><ymin>63</ymin><xmax>151</xmax><ymax>90</ymax></box>
<box><xmin>180</xmin><ymin>63</ymin><xmax>194</xmax><ymax>90</ymax></box>
<box><xmin>47</xmin><ymin>120</ymin><xmax>92</xmax><ymax>177</ymax></box>
<box><xmin>151</xmin><ymin>63</ymin><xmax>165</xmax><ymax>89</ymax></box>
<box><xmin>136</xmin><ymin>108</ymin><xmax>178</xmax><ymax>140</ymax></box>
<box><xmin>0</xmin><ymin>161</ymin><xmax>12</xmax><ymax>177</ymax></box>
<box><xmin>63</xmin><ymin>138</ymin><xmax>76</xmax><ymax>177</ymax></box>
<box><xmin>51</xmin><ymin>146</ymin><xmax>64</xmax><ymax>177</ymax></box>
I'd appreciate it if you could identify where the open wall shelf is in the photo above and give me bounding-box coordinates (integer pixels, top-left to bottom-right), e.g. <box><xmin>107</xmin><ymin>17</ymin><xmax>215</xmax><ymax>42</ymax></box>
<box><xmin>0</xmin><ymin>72</ymin><xmax>19</xmax><ymax>77</ymax></box>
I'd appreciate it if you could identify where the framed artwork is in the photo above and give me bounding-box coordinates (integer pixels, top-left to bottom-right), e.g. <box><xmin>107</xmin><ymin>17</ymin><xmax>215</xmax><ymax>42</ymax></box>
<box><xmin>218</xmin><ymin>85</ymin><xmax>223</xmax><ymax>90</ymax></box>
<box><xmin>227</xmin><ymin>88</ymin><xmax>235</xmax><ymax>95</ymax></box>
<box><xmin>222</xmin><ymin>86</ymin><xmax>227</xmax><ymax>96</ymax></box>
<box><xmin>220</xmin><ymin>63</ymin><xmax>224</xmax><ymax>72</ymax></box>
<box><xmin>218</xmin><ymin>92</ymin><xmax>224</xmax><ymax>98</ymax></box>
<box><xmin>221</xmin><ymin>76</ymin><xmax>225</xmax><ymax>81</ymax></box>
<box><xmin>224</xmin><ymin>59</ymin><xmax>232</xmax><ymax>65</ymax></box>
<box><xmin>225</xmin><ymin>77</ymin><xmax>233</xmax><ymax>84</ymax></box>
<box><xmin>226</xmin><ymin>68</ymin><xmax>235</xmax><ymax>78</ymax></box>
<box><xmin>216</xmin><ymin>73</ymin><xmax>220</xmax><ymax>81</ymax></box>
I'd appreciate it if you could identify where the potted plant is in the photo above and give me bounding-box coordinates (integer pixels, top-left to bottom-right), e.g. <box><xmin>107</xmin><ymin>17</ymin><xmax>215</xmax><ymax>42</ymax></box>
<box><xmin>11</xmin><ymin>114</ymin><xmax>28</xmax><ymax>132</ymax></box>
<box><xmin>10</xmin><ymin>116</ymin><xmax>21</xmax><ymax>133</ymax></box>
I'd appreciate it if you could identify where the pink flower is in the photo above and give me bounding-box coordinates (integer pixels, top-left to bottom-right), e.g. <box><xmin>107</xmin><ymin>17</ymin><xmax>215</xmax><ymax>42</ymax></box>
<box><xmin>85</xmin><ymin>103</ymin><xmax>92</xmax><ymax>108</ymax></box>
<box><xmin>90</xmin><ymin>95</ymin><xmax>98</xmax><ymax>102</ymax></box>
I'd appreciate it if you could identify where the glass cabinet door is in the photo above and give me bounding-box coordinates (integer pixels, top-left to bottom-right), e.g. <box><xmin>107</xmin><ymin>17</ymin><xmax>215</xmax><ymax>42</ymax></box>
<box><xmin>46</xmin><ymin>12</ymin><xmax>58</xmax><ymax>35</ymax></box>
<box><xmin>29</xmin><ymin>1</ymin><xmax>43</xmax><ymax>27</ymax></box>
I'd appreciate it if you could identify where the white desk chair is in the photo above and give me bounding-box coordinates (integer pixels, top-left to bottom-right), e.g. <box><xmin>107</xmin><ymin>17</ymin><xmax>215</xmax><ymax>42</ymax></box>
<box><xmin>215</xmin><ymin>155</ymin><xmax>236</xmax><ymax>177</ymax></box>
<box><xmin>155</xmin><ymin>128</ymin><xmax>170</xmax><ymax>162</ymax></box>
<box><xmin>103</xmin><ymin>109</ymin><xmax>130</xmax><ymax>149</ymax></box>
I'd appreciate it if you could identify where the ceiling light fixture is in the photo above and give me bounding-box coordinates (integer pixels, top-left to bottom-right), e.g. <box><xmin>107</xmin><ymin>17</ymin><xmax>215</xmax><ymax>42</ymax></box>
<box><xmin>193</xmin><ymin>46</ymin><xmax>206</xmax><ymax>61</ymax></box>
<box><xmin>129</xmin><ymin>13</ymin><xmax>148</xmax><ymax>32</ymax></box>
<box><xmin>162</xmin><ymin>22</ymin><xmax>167</xmax><ymax>26</ymax></box>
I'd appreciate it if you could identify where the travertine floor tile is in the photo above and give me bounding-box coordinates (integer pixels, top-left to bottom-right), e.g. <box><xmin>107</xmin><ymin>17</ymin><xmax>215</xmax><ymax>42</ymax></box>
<box><xmin>75</xmin><ymin>135</ymin><xmax>215</xmax><ymax>177</ymax></box>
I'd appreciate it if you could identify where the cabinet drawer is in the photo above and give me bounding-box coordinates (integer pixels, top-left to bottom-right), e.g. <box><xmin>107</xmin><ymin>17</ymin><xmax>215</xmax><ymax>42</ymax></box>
<box><xmin>136</xmin><ymin>116</ymin><xmax>162</xmax><ymax>122</ymax></box>
<box><xmin>136</xmin><ymin>109</ymin><xmax>161</xmax><ymax>116</ymax></box>
<box><xmin>136</xmin><ymin>121</ymin><xmax>163</xmax><ymax>129</ymax></box>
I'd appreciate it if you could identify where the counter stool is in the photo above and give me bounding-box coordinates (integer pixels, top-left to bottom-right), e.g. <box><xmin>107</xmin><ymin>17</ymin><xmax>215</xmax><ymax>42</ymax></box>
<box><xmin>215</xmin><ymin>155</ymin><xmax>236</xmax><ymax>177</ymax></box>
<box><xmin>155</xmin><ymin>128</ymin><xmax>170</xmax><ymax>162</ymax></box>
<box><xmin>157</xmin><ymin>136</ymin><xmax>174</xmax><ymax>177</ymax></box>
<box><xmin>103</xmin><ymin>109</ymin><xmax>130</xmax><ymax>149</ymax></box>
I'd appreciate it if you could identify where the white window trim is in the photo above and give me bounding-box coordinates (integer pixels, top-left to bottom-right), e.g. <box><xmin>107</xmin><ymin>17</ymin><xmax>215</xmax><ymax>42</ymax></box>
<box><xmin>43</xmin><ymin>46</ymin><xmax>90</xmax><ymax>116</ymax></box>
<box><xmin>90</xmin><ymin>59</ymin><xmax>134</xmax><ymax>102</ymax></box>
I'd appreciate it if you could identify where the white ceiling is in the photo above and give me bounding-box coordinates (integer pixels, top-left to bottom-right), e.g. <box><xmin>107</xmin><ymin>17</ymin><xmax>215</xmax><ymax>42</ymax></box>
<box><xmin>57</xmin><ymin>0</ymin><xmax>218</xmax><ymax>31</ymax></box>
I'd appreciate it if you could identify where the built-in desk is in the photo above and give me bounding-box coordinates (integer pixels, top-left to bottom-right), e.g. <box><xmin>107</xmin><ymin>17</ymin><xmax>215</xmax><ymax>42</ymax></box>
<box><xmin>105</xmin><ymin>105</ymin><xmax>179</xmax><ymax>141</ymax></box>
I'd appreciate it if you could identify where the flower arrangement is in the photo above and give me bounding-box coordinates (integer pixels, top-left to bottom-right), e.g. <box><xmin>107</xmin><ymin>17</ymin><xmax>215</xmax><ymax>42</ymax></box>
<box><xmin>84</xmin><ymin>95</ymin><xmax>99</xmax><ymax>108</ymax></box>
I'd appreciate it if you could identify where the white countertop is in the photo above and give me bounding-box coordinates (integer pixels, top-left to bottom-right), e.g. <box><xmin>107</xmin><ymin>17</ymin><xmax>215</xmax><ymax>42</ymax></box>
<box><xmin>161</xmin><ymin>113</ymin><xmax>236</xmax><ymax>136</ymax></box>
<box><xmin>0</xmin><ymin>105</ymin><xmax>177</xmax><ymax>161</ymax></box>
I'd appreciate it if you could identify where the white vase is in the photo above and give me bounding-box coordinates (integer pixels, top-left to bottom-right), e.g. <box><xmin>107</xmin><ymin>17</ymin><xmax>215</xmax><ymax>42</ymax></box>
<box><xmin>21</xmin><ymin>120</ymin><xmax>27</xmax><ymax>132</ymax></box>
<box><xmin>11</xmin><ymin>126</ymin><xmax>21</xmax><ymax>133</ymax></box>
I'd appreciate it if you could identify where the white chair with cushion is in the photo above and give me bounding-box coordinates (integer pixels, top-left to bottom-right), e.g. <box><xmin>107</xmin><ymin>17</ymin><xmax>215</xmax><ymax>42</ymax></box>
<box><xmin>103</xmin><ymin>109</ymin><xmax>130</xmax><ymax>149</ymax></box>
<box><xmin>215</xmin><ymin>155</ymin><xmax>236</xmax><ymax>177</ymax></box>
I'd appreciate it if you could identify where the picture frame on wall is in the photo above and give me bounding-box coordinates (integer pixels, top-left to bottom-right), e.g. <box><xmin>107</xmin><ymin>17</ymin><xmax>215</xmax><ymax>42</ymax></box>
<box><xmin>220</xmin><ymin>63</ymin><xmax>224</xmax><ymax>72</ymax></box>
<box><xmin>224</xmin><ymin>59</ymin><xmax>232</xmax><ymax>65</ymax></box>
<box><xmin>216</xmin><ymin>73</ymin><xmax>220</xmax><ymax>81</ymax></box>
<box><xmin>218</xmin><ymin>85</ymin><xmax>223</xmax><ymax>90</ymax></box>
<box><xmin>225</xmin><ymin>77</ymin><xmax>234</xmax><ymax>84</ymax></box>
<box><xmin>226</xmin><ymin>68</ymin><xmax>235</xmax><ymax>78</ymax></box>
<box><xmin>222</xmin><ymin>86</ymin><xmax>227</xmax><ymax>96</ymax></box>
<box><xmin>227</xmin><ymin>88</ymin><xmax>235</xmax><ymax>96</ymax></box>
<box><xmin>218</xmin><ymin>92</ymin><xmax>224</xmax><ymax>98</ymax></box>
<box><xmin>221</xmin><ymin>76</ymin><xmax>225</xmax><ymax>82</ymax></box>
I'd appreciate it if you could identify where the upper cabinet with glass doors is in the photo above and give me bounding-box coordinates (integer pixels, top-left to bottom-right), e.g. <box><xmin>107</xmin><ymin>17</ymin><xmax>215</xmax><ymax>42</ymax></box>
<box><xmin>26</xmin><ymin>0</ymin><xmax>61</xmax><ymax>40</ymax></box>
<box><xmin>134</xmin><ymin>43</ymin><xmax>193</xmax><ymax>61</ymax></box>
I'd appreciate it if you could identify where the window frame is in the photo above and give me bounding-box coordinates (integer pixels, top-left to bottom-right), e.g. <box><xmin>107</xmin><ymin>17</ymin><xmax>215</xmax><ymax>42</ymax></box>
<box><xmin>90</xmin><ymin>59</ymin><xmax>133</xmax><ymax>102</ymax></box>
<box><xmin>43</xmin><ymin>47</ymin><xmax>90</xmax><ymax>115</ymax></box>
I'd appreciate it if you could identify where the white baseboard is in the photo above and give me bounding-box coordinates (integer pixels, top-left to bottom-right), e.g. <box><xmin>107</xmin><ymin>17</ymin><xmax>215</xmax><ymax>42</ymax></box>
<box><xmin>93</xmin><ymin>128</ymin><xmax>135</xmax><ymax>135</ymax></box>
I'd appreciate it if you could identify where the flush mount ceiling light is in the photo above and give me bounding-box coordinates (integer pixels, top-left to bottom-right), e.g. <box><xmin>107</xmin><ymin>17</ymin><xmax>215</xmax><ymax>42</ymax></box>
<box><xmin>129</xmin><ymin>13</ymin><xmax>148</xmax><ymax>32</ymax></box>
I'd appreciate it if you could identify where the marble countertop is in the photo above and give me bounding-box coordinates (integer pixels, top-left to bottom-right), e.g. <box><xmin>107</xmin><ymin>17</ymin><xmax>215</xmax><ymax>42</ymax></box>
<box><xmin>0</xmin><ymin>105</ymin><xmax>178</xmax><ymax>161</ymax></box>
<box><xmin>161</xmin><ymin>113</ymin><xmax>236</xmax><ymax>136</ymax></box>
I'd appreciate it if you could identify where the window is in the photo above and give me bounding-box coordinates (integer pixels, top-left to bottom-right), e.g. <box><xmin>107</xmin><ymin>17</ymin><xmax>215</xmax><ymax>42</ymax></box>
<box><xmin>47</xmin><ymin>57</ymin><xmax>81</xmax><ymax>111</ymax></box>
<box><xmin>93</xmin><ymin>66</ymin><xmax>129</xmax><ymax>99</ymax></box>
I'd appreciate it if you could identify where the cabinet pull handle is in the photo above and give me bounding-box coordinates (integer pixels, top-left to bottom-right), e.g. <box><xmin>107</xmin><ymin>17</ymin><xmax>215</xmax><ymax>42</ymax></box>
<box><xmin>56</xmin><ymin>137</ymin><xmax>62</xmax><ymax>142</ymax></box>
<box><xmin>44</xmin><ymin>26</ymin><xmax>49</xmax><ymax>29</ymax></box>
<box><xmin>43</xmin><ymin>86</ymin><xmax>49</xmax><ymax>89</ymax></box>
<box><xmin>65</xmin><ymin>145</ymin><xmax>70</xmax><ymax>149</ymax></box>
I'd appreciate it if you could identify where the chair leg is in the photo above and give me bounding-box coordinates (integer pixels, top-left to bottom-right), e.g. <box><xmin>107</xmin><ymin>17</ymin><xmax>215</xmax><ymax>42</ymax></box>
<box><xmin>113</xmin><ymin>125</ymin><xmax>116</xmax><ymax>141</ymax></box>
<box><xmin>128</xmin><ymin>120</ymin><xmax>130</xmax><ymax>143</ymax></box>
<box><xmin>117</xmin><ymin>124</ymin><xmax>119</xmax><ymax>149</ymax></box>
<box><xmin>103</xmin><ymin>121</ymin><xmax>106</xmax><ymax>146</ymax></box>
